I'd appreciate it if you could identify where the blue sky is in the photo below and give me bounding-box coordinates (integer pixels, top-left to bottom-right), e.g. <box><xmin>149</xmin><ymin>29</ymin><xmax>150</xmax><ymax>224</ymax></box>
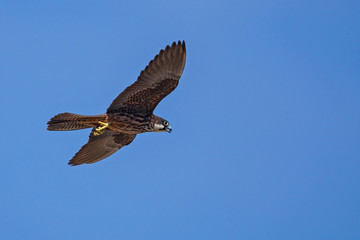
<box><xmin>1</xmin><ymin>1</ymin><xmax>359</xmax><ymax>239</ymax></box>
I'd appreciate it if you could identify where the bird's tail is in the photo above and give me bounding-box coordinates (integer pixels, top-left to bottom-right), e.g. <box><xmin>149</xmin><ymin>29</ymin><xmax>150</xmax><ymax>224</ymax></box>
<box><xmin>47</xmin><ymin>113</ymin><xmax>107</xmax><ymax>131</ymax></box>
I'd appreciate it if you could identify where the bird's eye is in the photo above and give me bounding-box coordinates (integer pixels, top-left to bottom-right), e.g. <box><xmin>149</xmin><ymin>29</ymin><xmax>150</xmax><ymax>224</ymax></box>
<box><xmin>164</xmin><ymin>121</ymin><xmax>169</xmax><ymax>126</ymax></box>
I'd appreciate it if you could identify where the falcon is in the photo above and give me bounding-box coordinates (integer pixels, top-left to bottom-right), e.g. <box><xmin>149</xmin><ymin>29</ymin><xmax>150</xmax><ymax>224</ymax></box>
<box><xmin>47</xmin><ymin>41</ymin><xmax>186</xmax><ymax>166</ymax></box>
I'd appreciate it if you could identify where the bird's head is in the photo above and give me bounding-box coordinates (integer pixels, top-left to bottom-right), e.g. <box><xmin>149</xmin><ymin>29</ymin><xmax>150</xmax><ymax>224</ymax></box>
<box><xmin>151</xmin><ymin>115</ymin><xmax>172</xmax><ymax>133</ymax></box>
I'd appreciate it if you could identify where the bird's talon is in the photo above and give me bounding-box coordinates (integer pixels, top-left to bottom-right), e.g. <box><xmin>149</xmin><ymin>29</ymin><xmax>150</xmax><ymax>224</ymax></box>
<box><xmin>98</xmin><ymin>121</ymin><xmax>108</xmax><ymax>127</ymax></box>
<box><xmin>93</xmin><ymin>121</ymin><xmax>109</xmax><ymax>136</ymax></box>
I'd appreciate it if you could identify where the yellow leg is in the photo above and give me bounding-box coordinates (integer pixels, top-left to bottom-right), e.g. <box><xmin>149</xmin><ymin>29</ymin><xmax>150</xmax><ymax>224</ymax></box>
<box><xmin>93</xmin><ymin>121</ymin><xmax>109</xmax><ymax>136</ymax></box>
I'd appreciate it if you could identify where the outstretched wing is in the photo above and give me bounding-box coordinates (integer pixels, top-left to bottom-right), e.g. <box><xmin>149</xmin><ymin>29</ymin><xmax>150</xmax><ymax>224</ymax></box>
<box><xmin>68</xmin><ymin>129</ymin><xmax>136</xmax><ymax>166</ymax></box>
<box><xmin>107</xmin><ymin>41</ymin><xmax>186</xmax><ymax>114</ymax></box>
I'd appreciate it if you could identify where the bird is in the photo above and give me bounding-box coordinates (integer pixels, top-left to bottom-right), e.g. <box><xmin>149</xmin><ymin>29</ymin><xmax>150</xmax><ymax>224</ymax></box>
<box><xmin>47</xmin><ymin>41</ymin><xmax>186</xmax><ymax>166</ymax></box>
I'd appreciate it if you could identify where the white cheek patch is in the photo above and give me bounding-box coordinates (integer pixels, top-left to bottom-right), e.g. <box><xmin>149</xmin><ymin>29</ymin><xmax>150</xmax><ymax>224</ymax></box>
<box><xmin>154</xmin><ymin>123</ymin><xmax>164</xmax><ymax>130</ymax></box>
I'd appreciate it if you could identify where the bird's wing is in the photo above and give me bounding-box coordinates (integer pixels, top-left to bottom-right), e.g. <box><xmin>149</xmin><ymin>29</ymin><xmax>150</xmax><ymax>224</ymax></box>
<box><xmin>107</xmin><ymin>41</ymin><xmax>186</xmax><ymax>114</ymax></box>
<box><xmin>68</xmin><ymin>129</ymin><xmax>136</xmax><ymax>166</ymax></box>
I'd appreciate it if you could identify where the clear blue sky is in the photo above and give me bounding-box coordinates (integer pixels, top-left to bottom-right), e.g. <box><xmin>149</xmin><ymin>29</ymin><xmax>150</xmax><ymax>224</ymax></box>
<box><xmin>1</xmin><ymin>1</ymin><xmax>359</xmax><ymax>239</ymax></box>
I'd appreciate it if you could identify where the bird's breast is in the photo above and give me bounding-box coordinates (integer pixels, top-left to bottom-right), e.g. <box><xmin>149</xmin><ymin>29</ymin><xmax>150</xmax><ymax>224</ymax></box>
<box><xmin>107</xmin><ymin>112</ymin><xmax>152</xmax><ymax>134</ymax></box>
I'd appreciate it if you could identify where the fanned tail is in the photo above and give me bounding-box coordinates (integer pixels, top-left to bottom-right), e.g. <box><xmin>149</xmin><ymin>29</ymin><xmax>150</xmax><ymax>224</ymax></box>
<box><xmin>47</xmin><ymin>113</ymin><xmax>107</xmax><ymax>131</ymax></box>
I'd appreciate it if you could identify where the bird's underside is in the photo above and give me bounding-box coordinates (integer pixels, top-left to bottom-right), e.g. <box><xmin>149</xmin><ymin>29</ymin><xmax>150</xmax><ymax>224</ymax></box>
<box><xmin>47</xmin><ymin>41</ymin><xmax>186</xmax><ymax>166</ymax></box>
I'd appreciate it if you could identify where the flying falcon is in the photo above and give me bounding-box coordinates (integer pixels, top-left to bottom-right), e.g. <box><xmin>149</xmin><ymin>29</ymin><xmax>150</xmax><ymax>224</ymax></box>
<box><xmin>47</xmin><ymin>41</ymin><xmax>186</xmax><ymax>166</ymax></box>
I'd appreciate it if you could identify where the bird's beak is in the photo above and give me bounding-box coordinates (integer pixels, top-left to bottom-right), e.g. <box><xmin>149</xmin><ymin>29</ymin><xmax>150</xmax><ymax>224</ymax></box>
<box><xmin>166</xmin><ymin>125</ymin><xmax>172</xmax><ymax>133</ymax></box>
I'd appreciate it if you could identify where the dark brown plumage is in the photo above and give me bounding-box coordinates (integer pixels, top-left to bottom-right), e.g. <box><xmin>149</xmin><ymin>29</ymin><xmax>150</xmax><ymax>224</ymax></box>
<box><xmin>47</xmin><ymin>41</ymin><xmax>186</xmax><ymax>166</ymax></box>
